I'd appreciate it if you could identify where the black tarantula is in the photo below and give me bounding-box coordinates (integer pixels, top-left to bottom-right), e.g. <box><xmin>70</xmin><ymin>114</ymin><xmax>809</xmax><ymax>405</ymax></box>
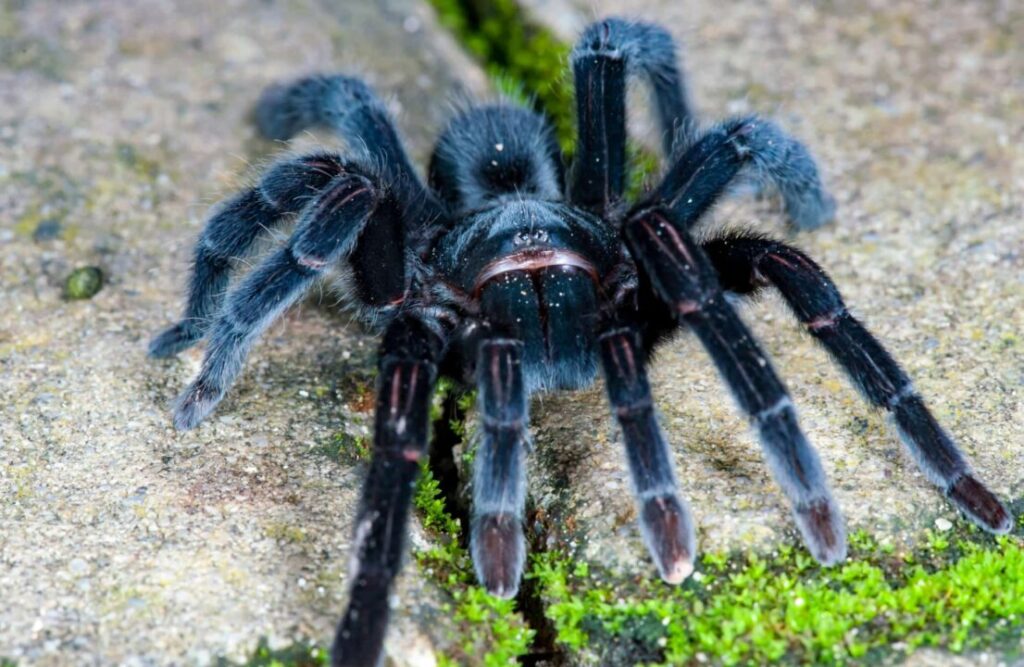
<box><xmin>149</xmin><ymin>17</ymin><xmax>1012</xmax><ymax>667</ymax></box>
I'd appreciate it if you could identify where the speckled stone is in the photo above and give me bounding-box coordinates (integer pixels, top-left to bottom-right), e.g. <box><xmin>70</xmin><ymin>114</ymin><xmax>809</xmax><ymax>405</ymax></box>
<box><xmin>0</xmin><ymin>0</ymin><xmax>485</xmax><ymax>665</ymax></box>
<box><xmin>524</xmin><ymin>0</ymin><xmax>1023</xmax><ymax>642</ymax></box>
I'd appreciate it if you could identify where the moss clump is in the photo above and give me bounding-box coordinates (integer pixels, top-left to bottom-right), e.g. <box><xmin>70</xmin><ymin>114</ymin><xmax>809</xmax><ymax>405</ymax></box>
<box><xmin>529</xmin><ymin>528</ymin><xmax>1024</xmax><ymax>665</ymax></box>
<box><xmin>430</xmin><ymin>0</ymin><xmax>575</xmax><ymax>151</ymax></box>
<box><xmin>414</xmin><ymin>460</ymin><xmax>535</xmax><ymax>665</ymax></box>
<box><xmin>429</xmin><ymin>0</ymin><xmax>663</xmax><ymax>190</ymax></box>
<box><xmin>318</xmin><ymin>431</ymin><xmax>370</xmax><ymax>466</ymax></box>
<box><xmin>227</xmin><ymin>638</ymin><xmax>327</xmax><ymax>667</ymax></box>
<box><xmin>64</xmin><ymin>266</ymin><xmax>104</xmax><ymax>300</ymax></box>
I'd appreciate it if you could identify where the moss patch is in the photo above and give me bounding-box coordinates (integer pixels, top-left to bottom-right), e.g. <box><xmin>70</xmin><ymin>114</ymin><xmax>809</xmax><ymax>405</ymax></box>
<box><xmin>428</xmin><ymin>0</ymin><xmax>662</xmax><ymax>193</ymax></box>
<box><xmin>430</xmin><ymin>0</ymin><xmax>575</xmax><ymax>151</ymax></box>
<box><xmin>64</xmin><ymin>266</ymin><xmax>104</xmax><ymax>300</ymax></box>
<box><xmin>413</xmin><ymin>436</ymin><xmax>535</xmax><ymax>665</ymax></box>
<box><xmin>529</xmin><ymin>526</ymin><xmax>1024</xmax><ymax>665</ymax></box>
<box><xmin>227</xmin><ymin>639</ymin><xmax>326</xmax><ymax>667</ymax></box>
<box><xmin>317</xmin><ymin>430</ymin><xmax>370</xmax><ymax>466</ymax></box>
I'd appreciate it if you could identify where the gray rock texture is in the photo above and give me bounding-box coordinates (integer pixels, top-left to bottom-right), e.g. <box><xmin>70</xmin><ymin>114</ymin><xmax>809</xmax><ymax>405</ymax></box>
<box><xmin>0</xmin><ymin>0</ymin><xmax>485</xmax><ymax>665</ymax></box>
<box><xmin>2</xmin><ymin>0</ymin><xmax>1022</xmax><ymax>664</ymax></box>
<box><xmin>524</xmin><ymin>0</ymin><xmax>1024</xmax><ymax>598</ymax></box>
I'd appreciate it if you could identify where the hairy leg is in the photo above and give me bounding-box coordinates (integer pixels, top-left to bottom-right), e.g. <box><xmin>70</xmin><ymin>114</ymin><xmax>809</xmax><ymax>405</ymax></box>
<box><xmin>644</xmin><ymin>117</ymin><xmax>835</xmax><ymax>231</ymax></box>
<box><xmin>470</xmin><ymin>338</ymin><xmax>529</xmax><ymax>598</ymax></box>
<box><xmin>704</xmin><ymin>233</ymin><xmax>1012</xmax><ymax>532</ymax></box>
<box><xmin>173</xmin><ymin>170</ymin><xmax>379</xmax><ymax>430</ymax></box>
<box><xmin>255</xmin><ymin>73</ymin><xmax>419</xmax><ymax>186</ymax></box>
<box><xmin>570</xmin><ymin>17</ymin><xmax>693</xmax><ymax>212</ymax></box>
<box><xmin>333</xmin><ymin>313</ymin><xmax>446</xmax><ymax>667</ymax></box>
<box><xmin>149</xmin><ymin>153</ymin><xmax>350</xmax><ymax>357</ymax></box>
<box><xmin>598</xmin><ymin>326</ymin><xmax>696</xmax><ymax>582</ymax></box>
<box><xmin>626</xmin><ymin>205</ymin><xmax>846</xmax><ymax>564</ymax></box>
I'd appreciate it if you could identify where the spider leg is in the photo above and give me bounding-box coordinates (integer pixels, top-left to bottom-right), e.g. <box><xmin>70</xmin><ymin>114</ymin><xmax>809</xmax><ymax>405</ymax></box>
<box><xmin>626</xmin><ymin>205</ymin><xmax>846</xmax><ymax>564</ymax></box>
<box><xmin>598</xmin><ymin>326</ymin><xmax>696</xmax><ymax>583</ymax></box>
<box><xmin>470</xmin><ymin>338</ymin><xmax>529</xmax><ymax>598</ymax></box>
<box><xmin>646</xmin><ymin>117</ymin><xmax>835</xmax><ymax>231</ymax></box>
<box><xmin>703</xmin><ymin>234</ymin><xmax>1013</xmax><ymax>532</ymax></box>
<box><xmin>172</xmin><ymin>169</ymin><xmax>379</xmax><ymax>430</ymax></box>
<box><xmin>333</xmin><ymin>312</ymin><xmax>446</xmax><ymax>667</ymax></box>
<box><xmin>255</xmin><ymin>73</ymin><xmax>419</xmax><ymax>186</ymax></box>
<box><xmin>570</xmin><ymin>17</ymin><xmax>693</xmax><ymax>212</ymax></box>
<box><xmin>149</xmin><ymin>153</ymin><xmax>351</xmax><ymax>357</ymax></box>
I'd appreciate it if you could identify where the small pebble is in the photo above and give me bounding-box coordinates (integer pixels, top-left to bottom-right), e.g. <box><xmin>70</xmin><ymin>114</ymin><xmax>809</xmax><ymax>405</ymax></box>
<box><xmin>64</xmin><ymin>266</ymin><xmax>104</xmax><ymax>300</ymax></box>
<box><xmin>32</xmin><ymin>218</ymin><xmax>63</xmax><ymax>242</ymax></box>
<box><xmin>934</xmin><ymin>517</ymin><xmax>953</xmax><ymax>531</ymax></box>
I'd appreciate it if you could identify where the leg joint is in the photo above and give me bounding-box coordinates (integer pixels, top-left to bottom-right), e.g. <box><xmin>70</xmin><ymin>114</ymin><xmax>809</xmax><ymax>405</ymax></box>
<box><xmin>753</xmin><ymin>397</ymin><xmax>794</xmax><ymax>425</ymax></box>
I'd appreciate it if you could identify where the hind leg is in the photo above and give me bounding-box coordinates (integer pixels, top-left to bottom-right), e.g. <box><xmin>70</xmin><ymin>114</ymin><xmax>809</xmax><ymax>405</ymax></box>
<box><xmin>703</xmin><ymin>233</ymin><xmax>1012</xmax><ymax>532</ymax></box>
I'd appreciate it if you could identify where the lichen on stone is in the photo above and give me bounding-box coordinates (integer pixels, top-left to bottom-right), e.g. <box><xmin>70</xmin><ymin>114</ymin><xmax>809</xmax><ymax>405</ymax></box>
<box><xmin>64</xmin><ymin>266</ymin><xmax>104</xmax><ymax>300</ymax></box>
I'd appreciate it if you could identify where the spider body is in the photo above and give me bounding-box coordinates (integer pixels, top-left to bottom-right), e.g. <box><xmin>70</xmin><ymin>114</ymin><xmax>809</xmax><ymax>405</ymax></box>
<box><xmin>436</xmin><ymin>198</ymin><xmax>613</xmax><ymax>390</ymax></box>
<box><xmin>149</xmin><ymin>17</ymin><xmax>1011</xmax><ymax>667</ymax></box>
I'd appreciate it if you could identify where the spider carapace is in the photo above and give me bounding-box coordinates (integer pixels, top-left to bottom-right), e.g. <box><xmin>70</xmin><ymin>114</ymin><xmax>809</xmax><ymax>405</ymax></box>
<box><xmin>149</xmin><ymin>17</ymin><xmax>1011</xmax><ymax>667</ymax></box>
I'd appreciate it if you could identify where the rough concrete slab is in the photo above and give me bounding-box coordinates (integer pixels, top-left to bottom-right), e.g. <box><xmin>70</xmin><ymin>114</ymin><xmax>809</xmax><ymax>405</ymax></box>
<box><xmin>0</xmin><ymin>0</ymin><xmax>485</xmax><ymax>665</ymax></box>
<box><xmin>524</xmin><ymin>0</ymin><xmax>1024</xmax><ymax>596</ymax></box>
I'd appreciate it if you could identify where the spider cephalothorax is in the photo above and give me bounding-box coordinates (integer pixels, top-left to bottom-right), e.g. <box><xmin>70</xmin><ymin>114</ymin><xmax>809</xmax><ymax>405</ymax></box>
<box><xmin>150</xmin><ymin>17</ymin><xmax>1011</xmax><ymax>666</ymax></box>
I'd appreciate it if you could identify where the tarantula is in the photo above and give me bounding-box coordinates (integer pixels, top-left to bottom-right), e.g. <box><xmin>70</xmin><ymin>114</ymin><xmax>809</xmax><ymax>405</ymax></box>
<box><xmin>149</xmin><ymin>17</ymin><xmax>1011</xmax><ymax>666</ymax></box>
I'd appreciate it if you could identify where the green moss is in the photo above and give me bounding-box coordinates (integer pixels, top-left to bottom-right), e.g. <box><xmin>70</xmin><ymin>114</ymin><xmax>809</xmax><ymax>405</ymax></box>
<box><xmin>64</xmin><ymin>266</ymin><xmax>104</xmax><ymax>300</ymax></box>
<box><xmin>318</xmin><ymin>431</ymin><xmax>370</xmax><ymax>466</ymax></box>
<box><xmin>529</xmin><ymin>528</ymin><xmax>1024</xmax><ymax>665</ymax></box>
<box><xmin>430</xmin><ymin>0</ymin><xmax>574</xmax><ymax>151</ymax></box>
<box><xmin>263</xmin><ymin>522</ymin><xmax>307</xmax><ymax>545</ymax></box>
<box><xmin>226</xmin><ymin>638</ymin><xmax>327</xmax><ymax>667</ymax></box>
<box><xmin>429</xmin><ymin>0</ymin><xmax>662</xmax><ymax>189</ymax></box>
<box><xmin>413</xmin><ymin>460</ymin><xmax>535</xmax><ymax>664</ymax></box>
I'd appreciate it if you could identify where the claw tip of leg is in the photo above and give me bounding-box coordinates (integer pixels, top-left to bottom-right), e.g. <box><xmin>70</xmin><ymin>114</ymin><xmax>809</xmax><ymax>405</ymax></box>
<box><xmin>795</xmin><ymin>497</ymin><xmax>847</xmax><ymax>566</ymax></box>
<box><xmin>172</xmin><ymin>381</ymin><xmax>222</xmax><ymax>431</ymax></box>
<box><xmin>640</xmin><ymin>495</ymin><xmax>697</xmax><ymax>585</ymax></box>
<box><xmin>149</xmin><ymin>323</ymin><xmax>199</xmax><ymax>359</ymax></box>
<box><xmin>659</xmin><ymin>555</ymin><xmax>694</xmax><ymax>585</ymax></box>
<box><xmin>948</xmin><ymin>475</ymin><xmax>1012</xmax><ymax>535</ymax></box>
<box><xmin>471</xmin><ymin>514</ymin><xmax>525</xmax><ymax>600</ymax></box>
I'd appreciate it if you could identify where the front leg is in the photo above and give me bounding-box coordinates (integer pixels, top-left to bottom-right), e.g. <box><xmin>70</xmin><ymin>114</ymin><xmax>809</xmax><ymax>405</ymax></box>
<box><xmin>626</xmin><ymin>205</ymin><xmax>846</xmax><ymax>565</ymax></box>
<box><xmin>172</xmin><ymin>169</ymin><xmax>379</xmax><ymax>430</ymax></box>
<box><xmin>645</xmin><ymin>117</ymin><xmax>835</xmax><ymax>231</ymax></box>
<box><xmin>598</xmin><ymin>326</ymin><xmax>696</xmax><ymax>583</ymax></box>
<box><xmin>570</xmin><ymin>18</ymin><xmax>693</xmax><ymax>213</ymax></box>
<box><xmin>333</xmin><ymin>313</ymin><xmax>445</xmax><ymax>667</ymax></box>
<box><xmin>470</xmin><ymin>338</ymin><xmax>530</xmax><ymax>598</ymax></box>
<box><xmin>704</xmin><ymin>234</ymin><xmax>1012</xmax><ymax>533</ymax></box>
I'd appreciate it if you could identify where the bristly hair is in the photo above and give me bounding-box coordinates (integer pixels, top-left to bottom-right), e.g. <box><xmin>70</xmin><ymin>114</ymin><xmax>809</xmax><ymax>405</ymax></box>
<box><xmin>429</xmin><ymin>102</ymin><xmax>563</xmax><ymax>213</ymax></box>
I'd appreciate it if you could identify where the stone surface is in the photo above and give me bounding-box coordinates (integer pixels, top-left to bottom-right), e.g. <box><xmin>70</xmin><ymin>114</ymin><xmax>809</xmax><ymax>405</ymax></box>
<box><xmin>525</xmin><ymin>0</ymin><xmax>1024</xmax><ymax>592</ymax></box>
<box><xmin>0</xmin><ymin>0</ymin><xmax>485</xmax><ymax>665</ymax></box>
